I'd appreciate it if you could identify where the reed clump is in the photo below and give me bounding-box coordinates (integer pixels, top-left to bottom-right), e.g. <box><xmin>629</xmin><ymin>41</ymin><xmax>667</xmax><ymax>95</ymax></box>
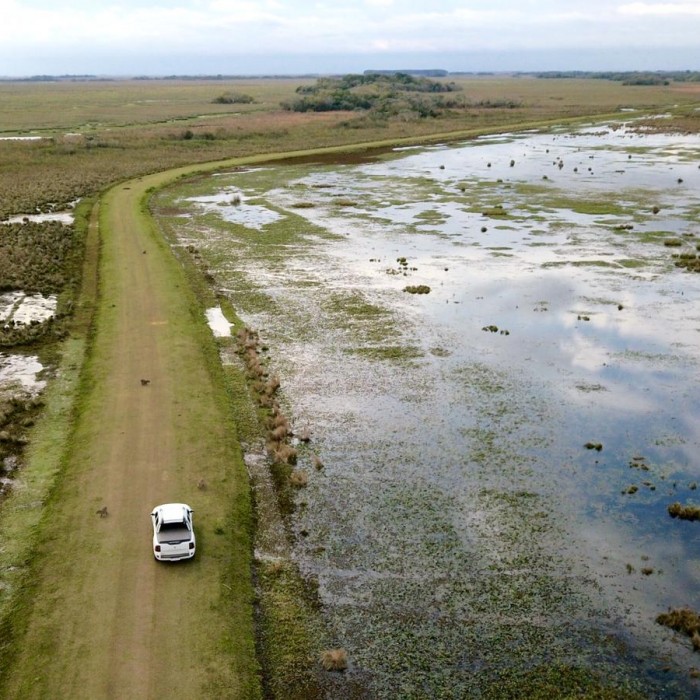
<box><xmin>657</xmin><ymin>608</ymin><xmax>700</xmax><ymax>651</ymax></box>
<box><xmin>668</xmin><ymin>502</ymin><xmax>700</xmax><ymax>521</ymax></box>
<box><xmin>320</xmin><ymin>648</ymin><xmax>348</xmax><ymax>672</ymax></box>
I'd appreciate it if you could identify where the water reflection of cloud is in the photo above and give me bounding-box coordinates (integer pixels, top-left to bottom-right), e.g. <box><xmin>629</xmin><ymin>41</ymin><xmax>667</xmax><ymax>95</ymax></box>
<box><xmin>185</xmin><ymin>191</ymin><xmax>283</xmax><ymax>230</ymax></box>
<box><xmin>0</xmin><ymin>354</ymin><xmax>46</xmax><ymax>394</ymax></box>
<box><xmin>561</xmin><ymin>331</ymin><xmax>610</xmax><ymax>373</ymax></box>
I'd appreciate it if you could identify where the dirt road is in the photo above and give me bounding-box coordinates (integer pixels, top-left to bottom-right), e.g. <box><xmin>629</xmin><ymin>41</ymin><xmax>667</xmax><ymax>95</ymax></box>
<box><xmin>1</xmin><ymin>177</ymin><xmax>260</xmax><ymax>698</ymax></box>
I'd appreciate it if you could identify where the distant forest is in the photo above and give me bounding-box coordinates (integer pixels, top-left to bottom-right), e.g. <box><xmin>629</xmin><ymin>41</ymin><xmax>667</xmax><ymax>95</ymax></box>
<box><xmin>2</xmin><ymin>70</ymin><xmax>699</xmax><ymax>85</ymax></box>
<box><xmin>534</xmin><ymin>71</ymin><xmax>700</xmax><ymax>85</ymax></box>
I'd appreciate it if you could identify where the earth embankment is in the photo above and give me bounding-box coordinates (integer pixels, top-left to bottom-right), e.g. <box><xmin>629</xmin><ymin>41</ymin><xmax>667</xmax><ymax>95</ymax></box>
<box><xmin>0</xmin><ymin>176</ymin><xmax>260</xmax><ymax>699</ymax></box>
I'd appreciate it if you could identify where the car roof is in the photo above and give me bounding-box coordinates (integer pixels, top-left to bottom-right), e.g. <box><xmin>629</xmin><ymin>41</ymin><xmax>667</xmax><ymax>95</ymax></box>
<box><xmin>154</xmin><ymin>503</ymin><xmax>191</xmax><ymax>521</ymax></box>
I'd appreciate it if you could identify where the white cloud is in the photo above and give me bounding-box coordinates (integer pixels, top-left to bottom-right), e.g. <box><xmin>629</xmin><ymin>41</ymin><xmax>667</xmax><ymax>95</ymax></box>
<box><xmin>619</xmin><ymin>2</ymin><xmax>700</xmax><ymax>15</ymax></box>
<box><xmin>0</xmin><ymin>0</ymin><xmax>699</xmax><ymax>74</ymax></box>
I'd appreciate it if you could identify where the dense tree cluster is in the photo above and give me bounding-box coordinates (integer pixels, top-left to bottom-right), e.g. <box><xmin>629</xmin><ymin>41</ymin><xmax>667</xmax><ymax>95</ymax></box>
<box><xmin>212</xmin><ymin>91</ymin><xmax>255</xmax><ymax>104</ymax></box>
<box><xmin>281</xmin><ymin>72</ymin><xmax>463</xmax><ymax>116</ymax></box>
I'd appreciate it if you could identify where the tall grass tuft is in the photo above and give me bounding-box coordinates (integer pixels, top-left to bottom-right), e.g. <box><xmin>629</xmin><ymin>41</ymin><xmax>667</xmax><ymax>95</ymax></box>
<box><xmin>320</xmin><ymin>648</ymin><xmax>348</xmax><ymax>672</ymax></box>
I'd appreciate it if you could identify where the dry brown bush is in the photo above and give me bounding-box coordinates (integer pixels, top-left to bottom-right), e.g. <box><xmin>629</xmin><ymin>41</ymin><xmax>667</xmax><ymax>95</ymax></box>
<box><xmin>320</xmin><ymin>648</ymin><xmax>348</xmax><ymax>672</ymax></box>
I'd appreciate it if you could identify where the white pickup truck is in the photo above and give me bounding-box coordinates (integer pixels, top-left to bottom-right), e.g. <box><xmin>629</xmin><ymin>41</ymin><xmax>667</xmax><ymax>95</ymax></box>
<box><xmin>150</xmin><ymin>503</ymin><xmax>196</xmax><ymax>561</ymax></box>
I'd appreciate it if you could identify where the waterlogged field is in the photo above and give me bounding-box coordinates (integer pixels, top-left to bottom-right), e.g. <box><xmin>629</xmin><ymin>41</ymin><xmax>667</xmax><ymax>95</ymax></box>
<box><xmin>156</xmin><ymin>122</ymin><xmax>700</xmax><ymax>697</ymax></box>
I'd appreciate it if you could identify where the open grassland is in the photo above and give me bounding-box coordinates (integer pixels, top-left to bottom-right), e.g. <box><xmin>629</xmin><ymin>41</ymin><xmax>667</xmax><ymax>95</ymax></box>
<box><xmin>0</xmin><ymin>76</ymin><xmax>698</xmax><ymax>219</ymax></box>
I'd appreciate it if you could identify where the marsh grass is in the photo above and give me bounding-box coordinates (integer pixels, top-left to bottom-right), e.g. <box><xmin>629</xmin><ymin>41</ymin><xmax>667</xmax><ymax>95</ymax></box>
<box><xmin>0</xmin><ymin>198</ymin><xmax>95</xmax><ymax>689</ymax></box>
<box><xmin>2</xmin><ymin>76</ymin><xmax>696</xmax><ymax>221</ymax></box>
<box><xmin>345</xmin><ymin>345</ymin><xmax>423</xmax><ymax>361</ymax></box>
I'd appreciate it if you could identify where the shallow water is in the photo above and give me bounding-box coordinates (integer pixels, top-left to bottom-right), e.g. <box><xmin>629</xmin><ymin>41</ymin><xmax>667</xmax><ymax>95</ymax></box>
<box><xmin>205</xmin><ymin>306</ymin><xmax>232</xmax><ymax>337</ymax></box>
<box><xmin>166</xmin><ymin>123</ymin><xmax>700</xmax><ymax>697</ymax></box>
<box><xmin>0</xmin><ymin>291</ymin><xmax>57</xmax><ymax>325</ymax></box>
<box><xmin>2</xmin><ymin>212</ymin><xmax>74</xmax><ymax>225</ymax></box>
<box><xmin>0</xmin><ymin>354</ymin><xmax>46</xmax><ymax>394</ymax></box>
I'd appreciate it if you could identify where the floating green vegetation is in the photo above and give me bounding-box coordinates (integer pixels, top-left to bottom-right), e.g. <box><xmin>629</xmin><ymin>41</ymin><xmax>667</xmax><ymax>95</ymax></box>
<box><xmin>481</xmin><ymin>204</ymin><xmax>509</xmax><ymax>217</ymax></box>
<box><xmin>323</xmin><ymin>291</ymin><xmax>390</xmax><ymax>320</ymax></box>
<box><xmin>322</xmin><ymin>291</ymin><xmax>399</xmax><ymax>345</ymax></box>
<box><xmin>345</xmin><ymin>345</ymin><xmax>423</xmax><ymax>361</ymax></box>
<box><xmin>617</xmin><ymin>259</ymin><xmax>648</xmax><ymax>269</ymax></box>
<box><xmin>403</xmin><ymin>285</ymin><xmax>431</xmax><ymax>294</ymax></box>
<box><xmin>414</xmin><ymin>209</ymin><xmax>445</xmax><ymax>223</ymax></box>
<box><xmin>576</xmin><ymin>383</ymin><xmax>607</xmax><ymax>393</ymax></box>
<box><xmin>482</xmin><ymin>325</ymin><xmax>510</xmax><ymax>335</ymax></box>
<box><xmin>287</xmin><ymin>279</ymin><xmax>323</xmax><ymax>289</ymax></box>
<box><xmin>230</xmin><ymin>285</ymin><xmax>281</xmax><ymax>317</ymax></box>
<box><xmin>542</xmin><ymin>260</ymin><xmax>618</xmax><ymax>269</ymax></box>
<box><xmin>488</xmin><ymin>663</ymin><xmax>645</xmax><ymax>699</ymax></box>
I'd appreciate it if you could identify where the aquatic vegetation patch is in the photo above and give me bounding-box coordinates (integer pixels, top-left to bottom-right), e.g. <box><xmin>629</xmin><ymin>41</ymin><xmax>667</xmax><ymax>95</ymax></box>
<box><xmin>320</xmin><ymin>291</ymin><xmax>400</xmax><ymax>346</ymax></box>
<box><xmin>403</xmin><ymin>285</ymin><xmax>431</xmax><ymax>295</ymax></box>
<box><xmin>481</xmin><ymin>204</ymin><xmax>509</xmax><ymax>217</ymax></box>
<box><xmin>542</xmin><ymin>260</ymin><xmax>619</xmax><ymax>269</ymax></box>
<box><xmin>322</xmin><ymin>291</ymin><xmax>390</xmax><ymax>320</ymax></box>
<box><xmin>344</xmin><ymin>345</ymin><xmax>423</xmax><ymax>362</ymax></box>
<box><xmin>413</xmin><ymin>209</ymin><xmax>445</xmax><ymax>223</ymax></box>
<box><xmin>657</xmin><ymin>608</ymin><xmax>700</xmax><ymax>652</ymax></box>
<box><xmin>667</xmin><ymin>502</ymin><xmax>700</xmax><ymax>521</ymax></box>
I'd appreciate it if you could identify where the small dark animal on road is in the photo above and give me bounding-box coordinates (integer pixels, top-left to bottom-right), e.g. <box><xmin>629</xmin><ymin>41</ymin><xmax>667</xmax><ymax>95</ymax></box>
<box><xmin>96</xmin><ymin>506</ymin><xmax>109</xmax><ymax>518</ymax></box>
<box><xmin>140</xmin><ymin>379</ymin><xmax>150</xmax><ymax>386</ymax></box>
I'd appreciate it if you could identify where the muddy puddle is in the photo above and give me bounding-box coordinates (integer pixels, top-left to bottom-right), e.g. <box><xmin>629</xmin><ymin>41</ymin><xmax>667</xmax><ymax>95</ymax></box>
<box><xmin>158</xmin><ymin>123</ymin><xmax>700</xmax><ymax>697</ymax></box>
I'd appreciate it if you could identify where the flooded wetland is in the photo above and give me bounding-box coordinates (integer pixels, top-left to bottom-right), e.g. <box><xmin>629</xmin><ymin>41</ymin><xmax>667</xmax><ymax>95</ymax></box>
<box><xmin>156</xmin><ymin>121</ymin><xmax>700</xmax><ymax>698</ymax></box>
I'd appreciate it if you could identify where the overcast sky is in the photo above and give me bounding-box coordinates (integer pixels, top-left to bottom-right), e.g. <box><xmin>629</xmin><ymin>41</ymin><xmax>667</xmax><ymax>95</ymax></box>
<box><xmin>2</xmin><ymin>0</ymin><xmax>699</xmax><ymax>76</ymax></box>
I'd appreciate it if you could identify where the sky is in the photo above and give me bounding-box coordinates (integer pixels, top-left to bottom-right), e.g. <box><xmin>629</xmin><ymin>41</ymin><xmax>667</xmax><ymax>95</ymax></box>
<box><xmin>1</xmin><ymin>0</ymin><xmax>699</xmax><ymax>76</ymax></box>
